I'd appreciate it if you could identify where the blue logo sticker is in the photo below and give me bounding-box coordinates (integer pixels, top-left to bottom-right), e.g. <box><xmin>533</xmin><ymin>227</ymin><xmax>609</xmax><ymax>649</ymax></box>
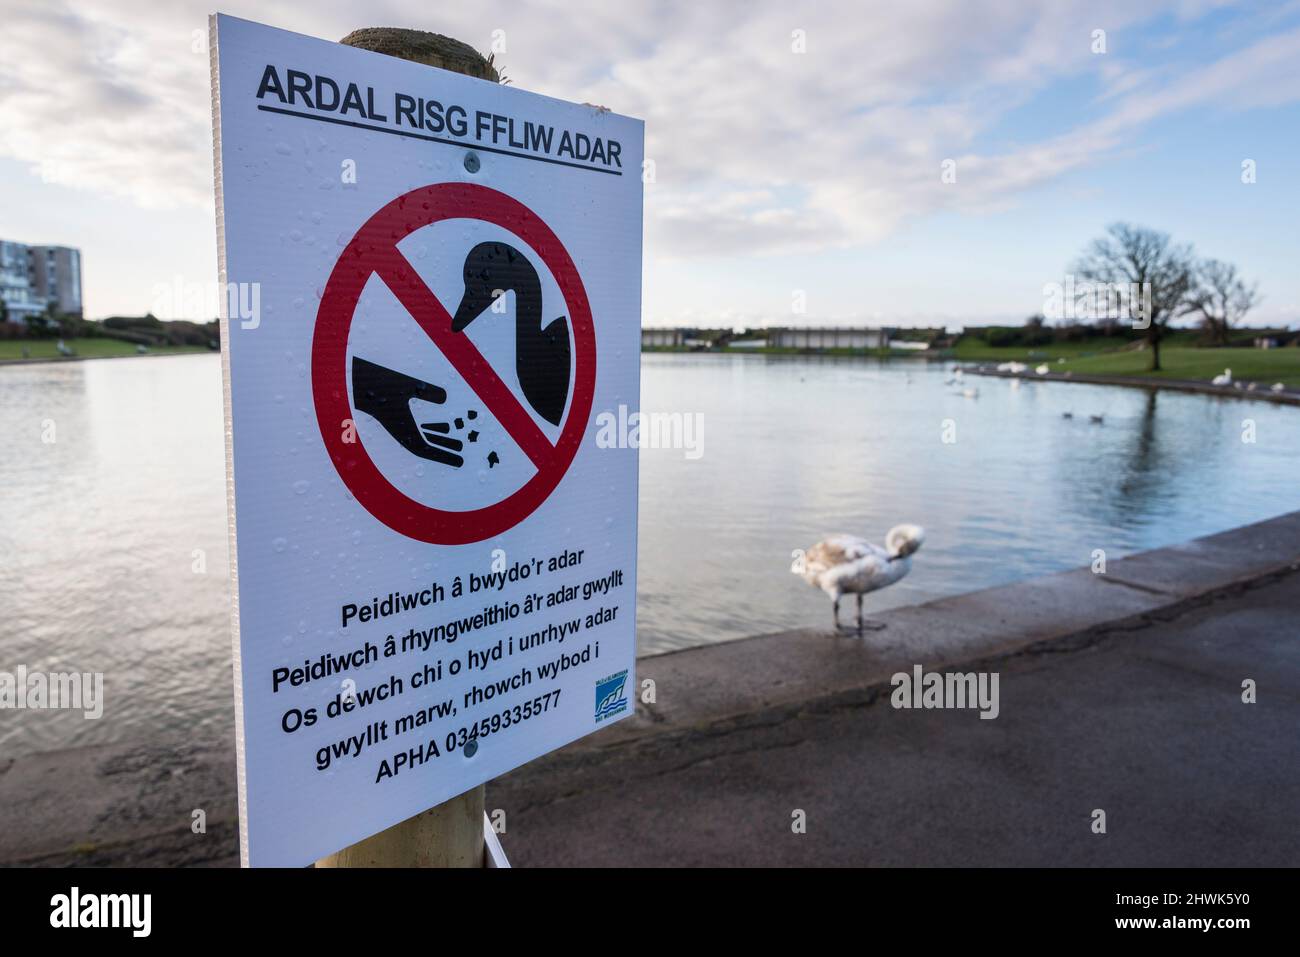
<box><xmin>595</xmin><ymin>670</ymin><xmax>628</xmax><ymax>722</ymax></box>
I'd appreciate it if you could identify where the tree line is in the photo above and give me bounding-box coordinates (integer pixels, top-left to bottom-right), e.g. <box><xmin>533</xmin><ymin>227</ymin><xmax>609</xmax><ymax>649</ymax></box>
<box><xmin>1073</xmin><ymin>222</ymin><xmax>1259</xmax><ymax>370</ymax></box>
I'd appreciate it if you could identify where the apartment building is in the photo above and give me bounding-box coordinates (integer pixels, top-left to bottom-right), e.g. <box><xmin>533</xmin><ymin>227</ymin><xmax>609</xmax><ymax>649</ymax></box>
<box><xmin>0</xmin><ymin>240</ymin><xmax>83</xmax><ymax>322</ymax></box>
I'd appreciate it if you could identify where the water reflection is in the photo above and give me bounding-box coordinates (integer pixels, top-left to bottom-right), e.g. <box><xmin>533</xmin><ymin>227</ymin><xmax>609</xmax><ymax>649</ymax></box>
<box><xmin>638</xmin><ymin>353</ymin><xmax>1299</xmax><ymax>652</ymax></box>
<box><xmin>1</xmin><ymin>352</ymin><xmax>1297</xmax><ymax>756</ymax></box>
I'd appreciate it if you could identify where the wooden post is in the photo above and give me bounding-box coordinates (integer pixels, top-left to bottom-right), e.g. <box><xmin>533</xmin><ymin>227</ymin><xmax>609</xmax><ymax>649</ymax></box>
<box><xmin>339</xmin><ymin>27</ymin><xmax>500</xmax><ymax>80</ymax></box>
<box><xmin>314</xmin><ymin>26</ymin><xmax>497</xmax><ymax>869</ymax></box>
<box><xmin>315</xmin><ymin>787</ymin><xmax>485</xmax><ymax>867</ymax></box>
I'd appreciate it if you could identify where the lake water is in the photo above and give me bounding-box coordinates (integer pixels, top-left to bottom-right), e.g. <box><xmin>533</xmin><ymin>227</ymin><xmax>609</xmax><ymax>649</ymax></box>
<box><xmin>2</xmin><ymin>352</ymin><xmax>1297</xmax><ymax>757</ymax></box>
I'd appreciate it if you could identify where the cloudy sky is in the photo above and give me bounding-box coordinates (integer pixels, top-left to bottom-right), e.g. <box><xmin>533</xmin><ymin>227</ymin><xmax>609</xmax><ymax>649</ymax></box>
<box><xmin>1</xmin><ymin>0</ymin><xmax>1298</xmax><ymax>328</ymax></box>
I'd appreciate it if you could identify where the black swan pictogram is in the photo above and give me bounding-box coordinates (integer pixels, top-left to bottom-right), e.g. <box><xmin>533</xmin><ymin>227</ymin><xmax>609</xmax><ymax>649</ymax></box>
<box><xmin>449</xmin><ymin>241</ymin><xmax>571</xmax><ymax>426</ymax></box>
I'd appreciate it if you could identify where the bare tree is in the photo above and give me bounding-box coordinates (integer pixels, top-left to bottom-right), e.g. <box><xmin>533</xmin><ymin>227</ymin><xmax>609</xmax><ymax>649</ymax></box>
<box><xmin>1188</xmin><ymin>258</ymin><xmax>1259</xmax><ymax>347</ymax></box>
<box><xmin>1073</xmin><ymin>223</ymin><xmax>1194</xmax><ymax>371</ymax></box>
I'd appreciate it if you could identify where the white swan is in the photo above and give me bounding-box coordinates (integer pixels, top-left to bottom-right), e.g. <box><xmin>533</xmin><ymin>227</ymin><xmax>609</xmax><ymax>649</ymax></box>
<box><xmin>796</xmin><ymin>525</ymin><xmax>925</xmax><ymax>632</ymax></box>
<box><xmin>1272</xmin><ymin>383</ymin><xmax>1286</xmax><ymax>393</ymax></box>
<box><xmin>1211</xmin><ymin>368</ymin><xmax>1232</xmax><ymax>386</ymax></box>
<box><xmin>1035</xmin><ymin>363</ymin><xmax>1050</xmax><ymax>375</ymax></box>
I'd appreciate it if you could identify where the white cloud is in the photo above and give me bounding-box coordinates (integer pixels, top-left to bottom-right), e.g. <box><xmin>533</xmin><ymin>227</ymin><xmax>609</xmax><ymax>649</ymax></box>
<box><xmin>0</xmin><ymin>4</ymin><xmax>215</xmax><ymax>208</ymax></box>
<box><xmin>1</xmin><ymin>0</ymin><xmax>1296</xmax><ymax>266</ymax></box>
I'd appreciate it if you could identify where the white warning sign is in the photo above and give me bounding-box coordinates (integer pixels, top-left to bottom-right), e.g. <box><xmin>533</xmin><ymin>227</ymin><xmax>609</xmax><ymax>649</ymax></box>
<box><xmin>210</xmin><ymin>13</ymin><xmax>643</xmax><ymax>866</ymax></box>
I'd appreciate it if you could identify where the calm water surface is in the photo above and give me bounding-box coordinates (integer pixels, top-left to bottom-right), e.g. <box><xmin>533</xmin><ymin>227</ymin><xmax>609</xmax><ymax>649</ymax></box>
<box><xmin>2</xmin><ymin>352</ymin><xmax>1297</xmax><ymax>755</ymax></box>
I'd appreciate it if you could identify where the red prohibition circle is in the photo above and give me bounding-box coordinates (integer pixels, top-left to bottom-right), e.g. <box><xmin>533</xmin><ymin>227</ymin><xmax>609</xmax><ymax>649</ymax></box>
<box><xmin>312</xmin><ymin>182</ymin><xmax>596</xmax><ymax>545</ymax></box>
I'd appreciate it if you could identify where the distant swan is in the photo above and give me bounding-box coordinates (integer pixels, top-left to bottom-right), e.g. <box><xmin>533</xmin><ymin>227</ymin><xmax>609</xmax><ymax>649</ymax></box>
<box><xmin>796</xmin><ymin>525</ymin><xmax>925</xmax><ymax>632</ymax></box>
<box><xmin>1211</xmin><ymin>368</ymin><xmax>1232</xmax><ymax>387</ymax></box>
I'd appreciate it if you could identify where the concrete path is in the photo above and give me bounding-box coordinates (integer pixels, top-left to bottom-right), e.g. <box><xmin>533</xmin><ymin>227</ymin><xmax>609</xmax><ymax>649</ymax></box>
<box><xmin>488</xmin><ymin>567</ymin><xmax>1300</xmax><ymax>866</ymax></box>
<box><xmin>3</xmin><ymin>512</ymin><xmax>1298</xmax><ymax>866</ymax></box>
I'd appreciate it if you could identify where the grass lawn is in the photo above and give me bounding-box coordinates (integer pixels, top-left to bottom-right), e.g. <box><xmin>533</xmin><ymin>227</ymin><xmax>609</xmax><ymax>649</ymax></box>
<box><xmin>948</xmin><ymin>338</ymin><xmax>1124</xmax><ymax>362</ymax></box>
<box><xmin>948</xmin><ymin>330</ymin><xmax>1213</xmax><ymax>362</ymax></box>
<box><xmin>645</xmin><ymin>345</ymin><xmax>931</xmax><ymax>358</ymax></box>
<box><xmin>1056</xmin><ymin>347</ymin><xmax>1300</xmax><ymax>388</ymax></box>
<box><xmin>0</xmin><ymin>338</ymin><xmax>214</xmax><ymax>362</ymax></box>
